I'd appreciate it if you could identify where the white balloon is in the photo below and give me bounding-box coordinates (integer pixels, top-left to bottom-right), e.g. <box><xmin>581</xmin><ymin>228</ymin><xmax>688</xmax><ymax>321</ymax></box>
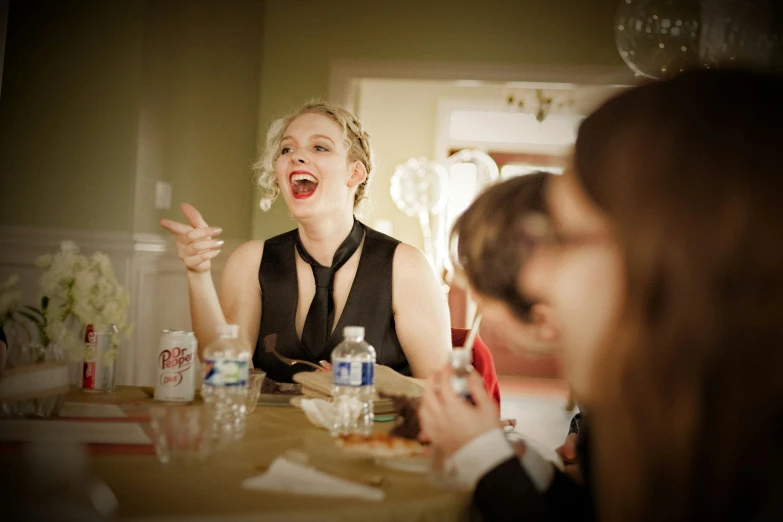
<box><xmin>390</xmin><ymin>158</ymin><xmax>449</xmax><ymax>217</ymax></box>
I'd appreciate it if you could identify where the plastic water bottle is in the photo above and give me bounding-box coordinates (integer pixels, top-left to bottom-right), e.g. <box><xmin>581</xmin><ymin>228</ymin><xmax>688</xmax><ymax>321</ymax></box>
<box><xmin>330</xmin><ymin>326</ymin><xmax>376</xmax><ymax>436</ymax></box>
<box><xmin>201</xmin><ymin>324</ymin><xmax>251</xmax><ymax>444</ymax></box>
<box><xmin>429</xmin><ymin>348</ymin><xmax>475</xmax><ymax>488</ymax></box>
<box><xmin>448</xmin><ymin>348</ymin><xmax>475</xmax><ymax>403</ymax></box>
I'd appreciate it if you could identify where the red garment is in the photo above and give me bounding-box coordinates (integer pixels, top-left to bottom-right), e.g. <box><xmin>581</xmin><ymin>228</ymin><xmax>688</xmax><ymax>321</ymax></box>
<box><xmin>451</xmin><ymin>328</ymin><xmax>501</xmax><ymax>407</ymax></box>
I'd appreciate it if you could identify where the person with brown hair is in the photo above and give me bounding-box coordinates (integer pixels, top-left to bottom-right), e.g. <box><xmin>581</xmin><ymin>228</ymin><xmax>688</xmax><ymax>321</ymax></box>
<box><xmin>449</xmin><ymin>172</ymin><xmax>559</xmax><ymax>354</ymax></box>
<box><xmin>421</xmin><ymin>67</ymin><xmax>783</xmax><ymax>522</ymax></box>
<box><xmin>160</xmin><ymin>101</ymin><xmax>451</xmax><ymax>382</ymax></box>
<box><xmin>447</xmin><ymin>171</ymin><xmax>564</xmax><ymax>405</ymax></box>
<box><xmin>452</xmin><ymin>172</ymin><xmax>584</xmax><ymax>478</ymax></box>
<box><xmin>420</xmin><ymin>173</ymin><xmax>589</xmax><ymax>520</ymax></box>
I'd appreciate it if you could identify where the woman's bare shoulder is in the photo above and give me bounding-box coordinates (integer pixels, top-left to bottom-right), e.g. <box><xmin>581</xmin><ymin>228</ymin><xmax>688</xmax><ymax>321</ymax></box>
<box><xmin>218</xmin><ymin>240</ymin><xmax>265</xmax><ymax>305</ymax></box>
<box><xmin>392</xmin><ymin>242</ymin><xmax>430</xmax><ymax>272</ymax></box>
<box><xmin>224</xmin><ymin>240</ymin><xmax>265</xmax><ymax>272</ymax></box>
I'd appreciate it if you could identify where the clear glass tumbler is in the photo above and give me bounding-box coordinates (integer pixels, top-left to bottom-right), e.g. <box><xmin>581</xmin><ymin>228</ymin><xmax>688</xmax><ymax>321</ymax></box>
<box><xmin>246</xmin><ymin>369</ymin><xmax>266</xmax><ymax>414</ymax></box>
<box><xmin>149</xmin><ymin>404</ymin><xmax>215</xmax><ymax>465</ymax></box>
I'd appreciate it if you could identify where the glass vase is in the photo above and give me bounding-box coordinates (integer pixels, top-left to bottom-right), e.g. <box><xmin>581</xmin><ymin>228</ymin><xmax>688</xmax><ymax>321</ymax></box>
<box><xmin>0</xmin><ymin>341</ymin><xmax>68</xmax><ymax>418</ymax></box>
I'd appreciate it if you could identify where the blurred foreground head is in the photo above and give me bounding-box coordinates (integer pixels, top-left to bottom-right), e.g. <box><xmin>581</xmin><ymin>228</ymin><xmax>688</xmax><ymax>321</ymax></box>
<box><xmin>561</xmin><ymin>68</ymin><xmax>783</xmax><ymax>522</ymax></box>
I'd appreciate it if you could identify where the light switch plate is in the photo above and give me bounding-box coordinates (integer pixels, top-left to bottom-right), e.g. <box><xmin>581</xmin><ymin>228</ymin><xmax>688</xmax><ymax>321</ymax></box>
<box><xmin>154</xmin><ymin>181</ymin><xmax>172</xmax><ymax>210</ymax></box>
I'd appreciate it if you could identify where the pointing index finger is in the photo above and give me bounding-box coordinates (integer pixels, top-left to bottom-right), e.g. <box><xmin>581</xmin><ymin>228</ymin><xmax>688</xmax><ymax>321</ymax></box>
<box><xmin>160</xmin><ymin>219</ymin><xmax>192</xmax><ymax>235</ymax></box>
<box><xmin>181</xmin><ymin>202</ymin><xmax>209</xmax><ymax>229</ymax></box>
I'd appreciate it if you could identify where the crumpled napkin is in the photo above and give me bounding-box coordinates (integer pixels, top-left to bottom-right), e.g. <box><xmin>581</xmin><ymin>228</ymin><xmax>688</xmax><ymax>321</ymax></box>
<box><xmin>242</xmin><ymin>456</ymin><xmax>385</xmax><ymax>501</ymax></box>
<box><xmin>297</xmin><ymin>398</ymin><xmax>336</xmax><ymax>429</ymax></box>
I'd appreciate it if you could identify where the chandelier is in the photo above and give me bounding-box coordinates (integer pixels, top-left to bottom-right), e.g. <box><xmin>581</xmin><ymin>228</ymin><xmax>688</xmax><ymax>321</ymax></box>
<box><xmin>503</xmin><ymin>89</ymin><xmax>575</xmax><ymax>123</ymax></box>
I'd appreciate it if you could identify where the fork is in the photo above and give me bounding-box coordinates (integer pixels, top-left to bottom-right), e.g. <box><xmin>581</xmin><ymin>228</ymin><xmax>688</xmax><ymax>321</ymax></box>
<box><xmin>263</xmin><ymin>334</ymin><xmax>324</xmax><ymax>371</ymax></box>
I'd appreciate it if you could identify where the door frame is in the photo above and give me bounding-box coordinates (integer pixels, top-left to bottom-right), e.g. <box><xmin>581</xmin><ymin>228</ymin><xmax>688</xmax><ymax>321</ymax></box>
<box><xmin>328</xmin><ymin>58</ymin><xmax>634</xmax><ymax>111</ymax></box>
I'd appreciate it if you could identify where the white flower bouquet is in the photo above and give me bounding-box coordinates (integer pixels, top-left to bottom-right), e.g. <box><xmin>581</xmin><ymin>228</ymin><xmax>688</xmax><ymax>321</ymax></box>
<box><xmin>0</xmin><ymin>241</ymin><xmax>131</xmax><ymax>417</ymax></box>
<box><xmin>28</xmin><ymin>241</ymin><xmax>132</xmax><ymax>364</ymax></box>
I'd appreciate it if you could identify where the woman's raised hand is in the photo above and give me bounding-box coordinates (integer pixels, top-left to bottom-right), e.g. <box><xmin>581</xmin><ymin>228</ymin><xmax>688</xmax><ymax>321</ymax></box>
<box><xmin>160</xmin><ymin>203</ymin><xmax>224</xmax><ymax>273</ymax></box>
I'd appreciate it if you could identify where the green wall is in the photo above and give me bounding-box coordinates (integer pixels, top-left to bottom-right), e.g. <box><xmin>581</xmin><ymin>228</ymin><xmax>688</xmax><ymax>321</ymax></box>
<box><xmin>0</xmin><ymin>0</ymin><xmax>265</xmax><ymax>239</ymax></box>
<box><xmin>0</xmin><ymin>0</ymin><xmax>144</xmax><ymax>231</ymax></box>
<box><xmin>133</xmin><ymin>0</ymin><xmax>264</xmax><ymax>237</ymax></box>
<box><xmin>253</xmin><ymin>0</ymin><xmax>625</xmax><ymax>239</ymax></box>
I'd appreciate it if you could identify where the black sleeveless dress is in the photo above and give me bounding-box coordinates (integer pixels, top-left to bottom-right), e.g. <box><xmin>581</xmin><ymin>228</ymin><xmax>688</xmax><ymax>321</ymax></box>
<box><xmin>253</xmin><ymin>224</ymin><xmax>410</xmax><ymax>382</ymax></box>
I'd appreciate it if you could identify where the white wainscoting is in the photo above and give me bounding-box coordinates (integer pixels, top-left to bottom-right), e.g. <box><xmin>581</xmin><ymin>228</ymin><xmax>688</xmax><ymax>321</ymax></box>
<box><xmin>0</xmin><ymin>226</ymin><xmax>242</xmax><ymax>386</ymax></box>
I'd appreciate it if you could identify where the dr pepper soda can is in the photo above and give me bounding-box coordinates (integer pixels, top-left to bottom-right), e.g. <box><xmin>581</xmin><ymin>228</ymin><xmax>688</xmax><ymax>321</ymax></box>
<box><xmin>81</xmin><ymin>324</ymin><xmax>118</xmax><ymax>393</ymax></box>
<box><xmin>154</xmin><ymin>330</ymin><xmax>197</xmax><ymax>402</ymax></box>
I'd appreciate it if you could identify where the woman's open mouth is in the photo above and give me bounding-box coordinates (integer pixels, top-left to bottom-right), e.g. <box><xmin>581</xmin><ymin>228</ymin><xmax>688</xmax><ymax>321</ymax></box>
<box><xmin>290</xmin><ymin>172</ymin><xmax>318</xmax><ymax>199</ymax></box>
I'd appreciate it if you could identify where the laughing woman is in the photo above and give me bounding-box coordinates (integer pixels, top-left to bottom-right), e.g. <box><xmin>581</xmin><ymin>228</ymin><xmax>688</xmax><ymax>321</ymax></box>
<box><xmin>161</xmin><ymin>101</ymin><xmax>451</xmax><ymax>382</ymax></box>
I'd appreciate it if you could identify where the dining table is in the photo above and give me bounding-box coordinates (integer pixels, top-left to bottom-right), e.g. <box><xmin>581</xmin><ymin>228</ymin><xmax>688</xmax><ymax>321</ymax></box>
<box><xmin>2</xmin><ymin>386</ymin><xmax>475</xmax><ymax>521</ymax></box>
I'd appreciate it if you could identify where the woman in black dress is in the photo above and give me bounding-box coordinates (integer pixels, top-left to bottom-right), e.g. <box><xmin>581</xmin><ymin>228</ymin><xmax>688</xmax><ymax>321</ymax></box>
<box><xmin>161</xmin><ymin>101</ymin><xmax>451</xmax><ymax>382</ymax></box>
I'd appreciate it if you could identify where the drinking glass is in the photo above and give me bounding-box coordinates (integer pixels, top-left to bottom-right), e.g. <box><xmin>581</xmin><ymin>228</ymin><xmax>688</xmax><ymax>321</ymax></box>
<box><xmin>149</xmin><ymin>404</ymin><xmax>215</xmax><ymax>464</ymax></box>
<box><xmin>246</xmin><ymin>369</ymin><xmax>266</xmax><ymax>414</ymax></box>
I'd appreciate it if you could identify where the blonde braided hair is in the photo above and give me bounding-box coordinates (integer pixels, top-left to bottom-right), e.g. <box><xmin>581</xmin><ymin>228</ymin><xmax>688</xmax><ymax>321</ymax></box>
<box><xmin>254</xmin><ymin>100</ymin><xmax>374</xmax><ymax>211</ymax></box>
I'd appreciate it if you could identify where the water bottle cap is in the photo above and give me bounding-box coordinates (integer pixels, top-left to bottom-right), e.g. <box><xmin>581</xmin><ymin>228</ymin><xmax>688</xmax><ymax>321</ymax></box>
<box><xmin>343</xmin><ymin>326</ymin><xmax>365</xmax><ymax>339</ymax></box>
<box><xmin>216</xmin><ymin>324</ymin><xmax>240</xmax><ymax>338</ymax></box>
<box><xmin>449</xmin><ymin>348</ymin><xmax>471</xmax><ymax>367</ymax></box>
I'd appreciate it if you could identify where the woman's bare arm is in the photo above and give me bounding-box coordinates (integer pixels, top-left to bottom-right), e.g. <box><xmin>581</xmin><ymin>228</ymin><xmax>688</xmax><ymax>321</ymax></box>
<box><xmin>216</xmin><ymin>241</ymin><xmax>264</xmax><ymax>355</ymax></box>
<box><xmin>391</xmin><ymin>243</ymin><xmax>452</xmax><ymax>378</ymax></box>
<box><xmin>160</xmin><ymin>203</ymin><xmax>263</xmax><ymax>358</ymax></box>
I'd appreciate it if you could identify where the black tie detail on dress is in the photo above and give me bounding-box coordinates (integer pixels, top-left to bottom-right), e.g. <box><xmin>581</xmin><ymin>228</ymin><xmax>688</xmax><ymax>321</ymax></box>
<box><xmin>295</xmin><ymin>219</ymin><xmax>364</xmax><ymax>359</ymax></box>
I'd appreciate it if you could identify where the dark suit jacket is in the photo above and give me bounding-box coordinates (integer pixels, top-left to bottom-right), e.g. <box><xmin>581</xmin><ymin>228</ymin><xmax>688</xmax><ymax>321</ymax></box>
<box><xmin>473</xmin><ymin>420</ymin><xmax>593</xmax><ymax>522</ymax></box>
<box><xmin>474</xmin><ymin>415</ymin><xmax>783</xmax><ymax>522</ymax></box>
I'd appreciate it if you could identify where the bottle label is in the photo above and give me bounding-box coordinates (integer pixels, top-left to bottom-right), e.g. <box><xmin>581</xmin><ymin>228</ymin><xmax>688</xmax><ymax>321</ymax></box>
<box><xmin>203</xmin><ymin>359</ymin><xmax>249</xmax><ymax>387</ymax></box>
<box><xmin>450</xmin><ymin>374</ymin><xmax>471</xmax><ymax>398</ymax></box>
<box><xmin>332</xmin><ymin>360</ymin><xmax>374</xmax><ymax>387</ymax></box>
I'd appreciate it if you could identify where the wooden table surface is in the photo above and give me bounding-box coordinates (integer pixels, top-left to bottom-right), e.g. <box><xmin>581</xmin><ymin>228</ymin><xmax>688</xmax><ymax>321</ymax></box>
<box><xmin>57</xmin><ymin>386</ymin><xmax>473</xmax><ymax>521</ymax></box>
